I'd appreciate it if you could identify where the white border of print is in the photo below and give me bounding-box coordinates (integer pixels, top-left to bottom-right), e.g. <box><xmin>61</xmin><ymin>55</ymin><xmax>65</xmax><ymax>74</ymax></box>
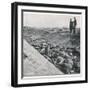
<box><xmin>17</xmin><ymin>5</ymin><xmax>85</xmax><ymax>84</ymax></box>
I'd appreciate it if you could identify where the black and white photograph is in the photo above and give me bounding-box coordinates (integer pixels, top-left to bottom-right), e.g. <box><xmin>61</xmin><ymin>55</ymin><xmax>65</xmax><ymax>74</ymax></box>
<box><xmin>11</xmin><ymin>2</ymin><xmax>88</xmax><ymax>87</ymax></box>
<box><xmin>22</xmin><ymin>11</ymin><xmax>81</xmax><ymax>77</ymax></box>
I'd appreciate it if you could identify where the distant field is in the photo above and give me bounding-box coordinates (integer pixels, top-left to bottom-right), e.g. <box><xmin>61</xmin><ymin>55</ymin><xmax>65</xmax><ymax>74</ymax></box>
<box><xmin>23</xmin><ymin>27</ymin><xmax>80</xmax><ymax>48</ymax></box>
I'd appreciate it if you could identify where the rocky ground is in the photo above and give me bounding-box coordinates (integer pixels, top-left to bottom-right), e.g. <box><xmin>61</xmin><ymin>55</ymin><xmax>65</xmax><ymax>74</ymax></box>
<box><xmin>23</xmin><ymin>27</ymin><xmax>80</xmax><ymax>75</ymax></box>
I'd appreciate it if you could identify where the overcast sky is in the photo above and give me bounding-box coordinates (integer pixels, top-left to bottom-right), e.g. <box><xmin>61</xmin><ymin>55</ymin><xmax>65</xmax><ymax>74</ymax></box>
<box><xmin>23</xmin><ymin>12</ymin><xmax>81</xmax><ymax>28</ymax></box>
